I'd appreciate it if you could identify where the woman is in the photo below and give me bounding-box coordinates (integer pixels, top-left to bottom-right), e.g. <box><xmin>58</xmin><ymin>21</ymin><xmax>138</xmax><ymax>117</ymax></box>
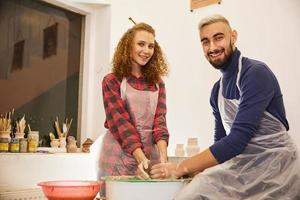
<box><xmin>99</xmin><ymin>22</ymin><xmax>170</xmax><ymax>181</ymax></box>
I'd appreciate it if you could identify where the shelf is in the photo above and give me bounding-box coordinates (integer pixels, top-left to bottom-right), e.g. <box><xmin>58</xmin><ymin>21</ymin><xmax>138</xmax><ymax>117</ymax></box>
<box><xmin>0</xmin><ymin>151</ymin><xmax>99</xmax><ymax>190</ymax></box>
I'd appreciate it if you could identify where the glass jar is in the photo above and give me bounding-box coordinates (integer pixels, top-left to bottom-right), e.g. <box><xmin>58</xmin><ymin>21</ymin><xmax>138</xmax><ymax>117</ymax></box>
<box><xmin>28</xmin><ymin>131</ymin><xmax>39</xmax><ymax>153</ymax></box>
<box><xmin>9</xmin><ymin>138</ymin><xmax>20</xmax><ymax>153</ymax></box>
<box><xmin>0</xmin><ymin>138</ymin><xmax>10</xmax><ymax>152</ymax></box>
<box><xmin>19</xmin><ymin>138</ymin><xmax>28</xmax><ymax>153</ymax></box>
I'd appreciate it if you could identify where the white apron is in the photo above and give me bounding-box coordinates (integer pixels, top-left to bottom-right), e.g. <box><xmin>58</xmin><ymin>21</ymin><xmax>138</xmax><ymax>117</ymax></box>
<box><xmin>175</xmin><ymin>55</ymin><xmax>300</xmax><ymax>200</ymax></box>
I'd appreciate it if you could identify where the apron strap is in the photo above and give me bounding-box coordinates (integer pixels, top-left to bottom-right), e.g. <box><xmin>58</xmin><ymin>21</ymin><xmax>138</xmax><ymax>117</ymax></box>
<box><xmin>120</xmin><ymin>78</ymin><xmax>127</xmax><ymax>100</ymax></box>
<box><xmin>236</xmin><ymin>55</ymin><xmax>243</xmax><ymax>93</ymax></box>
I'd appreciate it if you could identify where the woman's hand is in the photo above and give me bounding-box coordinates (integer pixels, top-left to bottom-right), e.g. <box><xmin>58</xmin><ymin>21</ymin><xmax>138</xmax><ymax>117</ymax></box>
<box><xmin>133</xmin><ymin>148</ymin><xmax>150</xmax><ymax>179</ymax></box>
<box><xmin>150</xmin><ymin>162</ymin><xmax>179</xmax><ymax>179</ymax></box>
<box><xmin>157</xmin><ymin>140</ymin><xmax>168</xmax><ymax>163</ymax></box>
<box><xmin>137</xmin><ymin>158</ymin><xmax>151</xmax><ymax>179</ymax></box>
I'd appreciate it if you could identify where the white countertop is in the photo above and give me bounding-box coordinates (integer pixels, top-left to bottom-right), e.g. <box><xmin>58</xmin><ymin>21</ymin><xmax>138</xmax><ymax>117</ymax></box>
<box><xmin>0</xmin><ymin>150</ymin><xmax>99</xmax><ymax>191</ymax></box>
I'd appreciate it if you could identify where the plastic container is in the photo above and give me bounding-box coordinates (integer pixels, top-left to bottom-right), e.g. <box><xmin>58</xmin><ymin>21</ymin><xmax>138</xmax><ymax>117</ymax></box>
<box><xmin>104</xmin><ymin>176</ymin><xmax>186</xmax><ymax>200</ymax></box>
<box><xmin>38</xmin><ymin>180</ymin><xmax>101</xmax><ymax>200</ymax></box>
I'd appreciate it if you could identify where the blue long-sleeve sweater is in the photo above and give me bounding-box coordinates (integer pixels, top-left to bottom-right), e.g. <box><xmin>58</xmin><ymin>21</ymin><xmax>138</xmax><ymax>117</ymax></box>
<box><xmin>209</xmin><ymin>49</ymin><xmax>289</xmax><ymax>163</ymax></box>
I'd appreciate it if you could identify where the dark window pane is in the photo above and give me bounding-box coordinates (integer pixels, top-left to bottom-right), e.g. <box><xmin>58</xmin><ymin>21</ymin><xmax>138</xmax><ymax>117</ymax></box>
<box><xmin>0</xmin><ymin>0</ymin><xmax>83</xmax><ymax>146</ymax></box>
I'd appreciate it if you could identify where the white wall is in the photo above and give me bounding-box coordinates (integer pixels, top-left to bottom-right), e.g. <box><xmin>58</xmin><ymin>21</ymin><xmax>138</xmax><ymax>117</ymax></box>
<box><xmin>106</xmin><ymin>0</ymin><xmax>300</xmax><ymax>155</ymax></box>
<box><xmin>58</xmin><ymin>0</ymin><xmax>300</xmax><ymax>155</ymax></box>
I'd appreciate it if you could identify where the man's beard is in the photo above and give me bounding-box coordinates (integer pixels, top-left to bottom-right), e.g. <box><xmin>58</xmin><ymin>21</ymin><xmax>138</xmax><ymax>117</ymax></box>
<box><xmin>207</xmin><ymin>44</ymin><xmax>234</xmax><ymax>70</ymax></box>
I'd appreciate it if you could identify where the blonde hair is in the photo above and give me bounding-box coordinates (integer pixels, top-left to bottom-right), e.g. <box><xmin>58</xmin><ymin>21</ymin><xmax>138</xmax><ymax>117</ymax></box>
<box><xmin>112</xmin><ymin>23</ymin><xmax>168</xmax><ymax>84</ymax></box>
<box><xmin>198</xmin><ymin>14</ymin><xmax>231</xmax><ymax>31</ymax></box>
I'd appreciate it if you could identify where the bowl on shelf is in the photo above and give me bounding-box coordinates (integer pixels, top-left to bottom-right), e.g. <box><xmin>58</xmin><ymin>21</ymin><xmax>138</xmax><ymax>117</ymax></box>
<box><xmin>38</xmin><ymin>180</ymin><xmax>101</xmax><ymax>200</ymax></box>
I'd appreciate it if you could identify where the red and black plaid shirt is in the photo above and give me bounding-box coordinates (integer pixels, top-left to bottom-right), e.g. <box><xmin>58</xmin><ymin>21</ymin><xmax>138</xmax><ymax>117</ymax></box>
<box><xmin>102</xmin><ymin>73</ymin><xmax>169</xmax><ymax>154</ymax></box>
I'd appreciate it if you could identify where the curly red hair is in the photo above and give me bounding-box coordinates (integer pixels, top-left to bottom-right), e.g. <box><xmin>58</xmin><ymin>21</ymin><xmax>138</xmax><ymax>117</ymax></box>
<box><xmin>112</xmin><ymin>23</ymin><xmax>169</xmax><ymax>84</ymax></box>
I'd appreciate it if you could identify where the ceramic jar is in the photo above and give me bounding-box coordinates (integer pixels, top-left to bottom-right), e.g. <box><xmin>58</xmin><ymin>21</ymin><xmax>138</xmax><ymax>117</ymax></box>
<box><xmin>67</xmin><ymin>140</ymin><xmax>77</xmax><ymax>153</ymax></box>
<box><xmin>175</xmin><ymin>144</ymin><xmax>185</xmax><ymax>157</ymax></box>
<box><xmin>50</xmin><ymin>139</ymin><xmax>60</xmax><ymax>148</ymax></box>
<box><xmin>186</xmin><ymin>138</ymin><xmax>200</xmax><ymax>157</ymax></box>
<box><xmin>82</xmin><ymin>138</ymin><xmax>93</xmax><ymax>153</ymax></box>
<box><xmin>59</xmin><ymin>137</ymin><xmax>66</xmax><ymax>148</ymax></box>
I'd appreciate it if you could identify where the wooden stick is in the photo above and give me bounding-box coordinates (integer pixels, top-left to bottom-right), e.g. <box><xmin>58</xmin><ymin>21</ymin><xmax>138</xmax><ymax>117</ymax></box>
<box><xmin>65</xmin><ymin>118</ymin><xmax>73</xmax><ymax>137</ymax></box>
<box><xmin>129</xmin><ymin>17</ymin><xmax>136</xmax><ymax>25</ymax></box>
<box><xmin>69</xmin><ymin>118</ymin><xmax>73</xmax><ymax>127</ymax></box>
<box><xmin>28</xmin><ymin>124</ymin><xmax>32</xmax><ymax>134</ymax></box>
<box><xmin>55</xmin><ymin>121</ymin><xmax>62</xmax><ymax>136</ymax></box>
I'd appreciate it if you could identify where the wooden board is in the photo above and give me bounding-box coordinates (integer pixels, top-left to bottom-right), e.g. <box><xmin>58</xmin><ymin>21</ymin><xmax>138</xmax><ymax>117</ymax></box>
<box><xmin>190</xmin><ymin>0</ymin><xmax>221</xmax><ymax>11</ymax></box>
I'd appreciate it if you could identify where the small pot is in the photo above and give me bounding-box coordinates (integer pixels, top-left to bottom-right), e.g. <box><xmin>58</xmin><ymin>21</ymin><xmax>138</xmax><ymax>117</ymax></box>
<box><xmin>50</xmin><ymin>139</ymin><xmax>60</xmax><ymax>148</ymax></box>
<box><xmin>59</xmin><ymin>137</ymin><xmax>66</xmax><ymax>148</ymax></box>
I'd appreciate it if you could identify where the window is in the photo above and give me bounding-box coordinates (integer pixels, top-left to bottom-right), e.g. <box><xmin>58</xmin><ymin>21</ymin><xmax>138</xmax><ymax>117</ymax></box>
<box><xmin>0</xmin><ymin>0</ymin><xmax>84</xmax><ymax>146</ymax></box>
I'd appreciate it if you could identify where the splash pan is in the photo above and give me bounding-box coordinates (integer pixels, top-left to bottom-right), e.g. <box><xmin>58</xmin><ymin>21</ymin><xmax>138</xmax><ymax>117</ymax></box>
<box><xmin>38</xmin><ymin>180</ymin><xmax>100</xmax><ymax>200</ymax></box>
<box><xmin>103</xmin><ymin>176</ymin><xmax>188</xmax><ymax>200</ymax></box>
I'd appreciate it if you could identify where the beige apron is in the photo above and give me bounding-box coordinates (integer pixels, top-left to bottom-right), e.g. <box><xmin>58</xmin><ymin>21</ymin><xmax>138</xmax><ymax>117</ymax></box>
<box><xmin>99</xmin><ymin>77</ymin><xmax>160</xmax><ymax>176</ymax></box>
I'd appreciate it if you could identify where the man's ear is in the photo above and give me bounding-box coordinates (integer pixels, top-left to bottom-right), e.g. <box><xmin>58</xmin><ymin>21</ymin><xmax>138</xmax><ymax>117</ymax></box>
<box><xmin>231</xmin><ymin>30</ymin><xmax>238</xmax><ymax>44</ymax></box>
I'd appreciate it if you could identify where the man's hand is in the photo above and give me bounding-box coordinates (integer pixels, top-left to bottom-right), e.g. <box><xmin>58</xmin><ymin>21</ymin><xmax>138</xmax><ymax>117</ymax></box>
<box><xmin>150</xmin><ymin>162</ymin><xmax>180</xmax><ymax>179</ymax></box>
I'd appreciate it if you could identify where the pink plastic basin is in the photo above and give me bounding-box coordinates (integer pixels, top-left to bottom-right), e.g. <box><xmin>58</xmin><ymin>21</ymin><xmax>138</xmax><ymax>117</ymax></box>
<box><xmin>38</xmin><ymin>180</ymin><xmax>101</xmax><ymax>200</ymax></box>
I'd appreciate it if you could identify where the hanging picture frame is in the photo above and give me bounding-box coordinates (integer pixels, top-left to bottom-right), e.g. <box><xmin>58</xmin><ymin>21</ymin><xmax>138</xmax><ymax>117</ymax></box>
<box><xmin>190</xmin><ymin>0</ymin><xmax>221</xmax><ymax>11</ymax></box>
<box><xmin>11</xmin><ymin>40</ymin><xmax>25</xmax><ymax>72</ymax></box>
<box><xmin>43</xmin><ymin>23</ymin><xmax>58</xmax><ymax>59</ymax></box>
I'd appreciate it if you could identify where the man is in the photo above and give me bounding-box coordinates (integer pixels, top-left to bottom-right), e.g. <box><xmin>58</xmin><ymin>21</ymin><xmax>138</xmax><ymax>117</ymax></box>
<box><xmin>150</xmin><ymin>14</ymin><xmax>300</xmax><ymax>199</ymax></box>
